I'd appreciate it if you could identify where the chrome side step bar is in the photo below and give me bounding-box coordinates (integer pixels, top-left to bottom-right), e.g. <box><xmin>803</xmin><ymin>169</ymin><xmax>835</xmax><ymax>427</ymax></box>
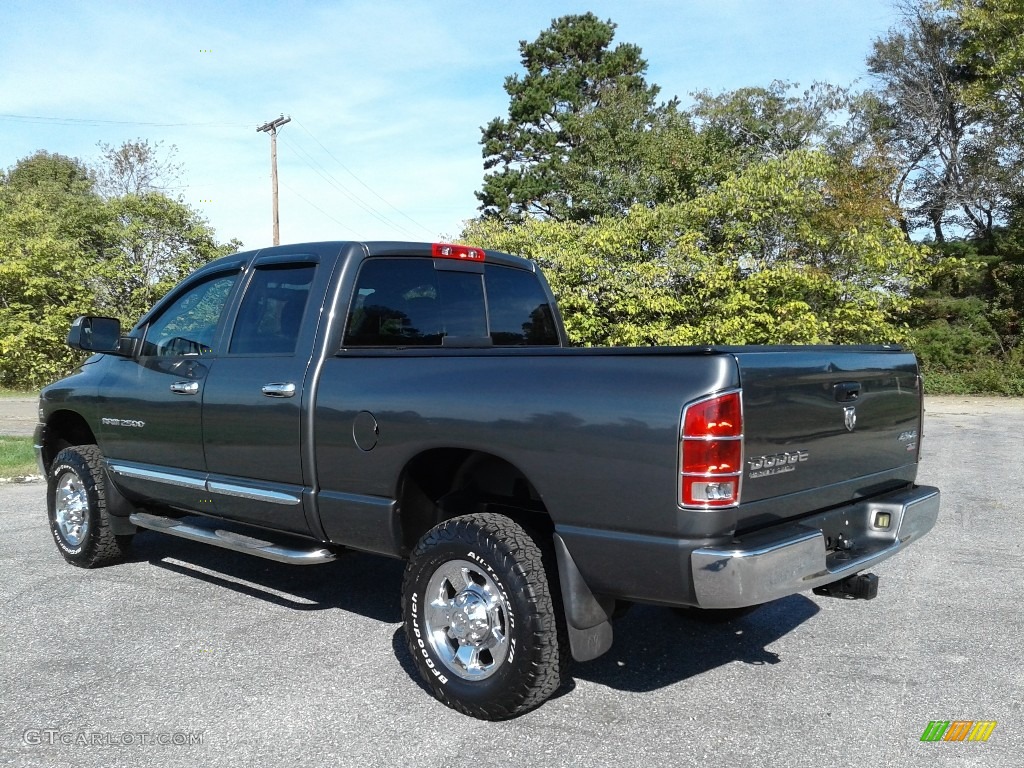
<box><xmin>129</xmin><ymin>512</ymin><xmax>336</xmax><ymax>565</ymax></box>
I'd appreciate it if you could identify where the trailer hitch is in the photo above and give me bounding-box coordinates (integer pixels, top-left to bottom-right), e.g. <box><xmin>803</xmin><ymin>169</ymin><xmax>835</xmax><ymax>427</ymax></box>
<box><xmin>812</xmin><ymin>572</ymin><xmax>879</xmax><ymax>600</ymax></box>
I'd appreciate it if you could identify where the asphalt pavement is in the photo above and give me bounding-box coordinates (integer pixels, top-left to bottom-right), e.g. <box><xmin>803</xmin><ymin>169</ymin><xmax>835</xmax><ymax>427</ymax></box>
<box><xmin>1</xmin><ymin>396</ymin><xmax>1021</xmax><ymax>767</ymax></box>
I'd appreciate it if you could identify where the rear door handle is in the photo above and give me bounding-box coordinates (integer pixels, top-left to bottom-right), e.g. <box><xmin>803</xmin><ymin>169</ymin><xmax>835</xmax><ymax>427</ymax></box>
<box><xmin>261</xmin><ymin>383</ymin><xmax>296</xmax><ymax>398</ymax></box>
<box><xmin>170</xmin><ymin>381</ymin><xmax>200</xmax><ymax>395</ymax></box>
<box><xmin>833</xmin><ymin>381</ymin><xmax>861</xmax><ymax>402</ymax></box>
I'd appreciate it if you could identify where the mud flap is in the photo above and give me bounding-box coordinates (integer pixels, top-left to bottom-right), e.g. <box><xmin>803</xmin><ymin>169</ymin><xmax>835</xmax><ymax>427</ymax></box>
<box><xmin>553</xmin><ymin>533</ymin><xmax>614</xmax><ymax>662</ymax></box>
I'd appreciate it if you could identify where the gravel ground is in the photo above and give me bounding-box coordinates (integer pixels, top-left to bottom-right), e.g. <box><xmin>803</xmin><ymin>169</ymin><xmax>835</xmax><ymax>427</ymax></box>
<box><xmin>0</xmin><ymin>396</ymin><xmax>37</xmax><ymax>438</ymax></box>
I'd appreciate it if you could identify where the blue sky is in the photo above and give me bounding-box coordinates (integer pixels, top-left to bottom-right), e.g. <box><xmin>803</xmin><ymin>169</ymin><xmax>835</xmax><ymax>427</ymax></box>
<box><xmin>0</xmin><ymin>0</ymin><xmax>901</xmax><ymax>250</ymax></box>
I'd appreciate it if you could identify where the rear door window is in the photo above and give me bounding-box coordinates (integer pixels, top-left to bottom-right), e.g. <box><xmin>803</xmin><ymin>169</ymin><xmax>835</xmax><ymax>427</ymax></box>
<box><xmin>229</xmin><ymin>263</ymin><xmax>316</xmax><ymax>355</ymax></box>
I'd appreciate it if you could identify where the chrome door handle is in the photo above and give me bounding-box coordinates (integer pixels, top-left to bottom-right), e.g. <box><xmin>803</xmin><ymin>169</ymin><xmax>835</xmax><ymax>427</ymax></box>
<box><xmin>261</xmin><ymin>382</ymin><xmax>296</xmax><ymax>398</ymax></box>
<box><xmin>170</xmin><ymin>381</ymin><xmax>199</xmax><ymax>395</ymax></box>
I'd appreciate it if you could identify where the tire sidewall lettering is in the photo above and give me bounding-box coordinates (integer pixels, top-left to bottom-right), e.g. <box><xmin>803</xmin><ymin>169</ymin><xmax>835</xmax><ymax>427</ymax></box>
<box><xmin>412</xmin><ymin>547</ymin><xmax>520</xmax><ymax>687</ymax></box>
<box><xmin>402</xmin><ymin>515</ymin><xmax>561</xmax><ymax>715</ymax></box>
<box><xmin>409</xmin><ymin>586</ymin><xmax>449</xmax><ymax>685</ymax></box>
<box><xmin>466</xmin><ymin>549</ymin><xmax>516</xmax><ymax>635</ymax></box>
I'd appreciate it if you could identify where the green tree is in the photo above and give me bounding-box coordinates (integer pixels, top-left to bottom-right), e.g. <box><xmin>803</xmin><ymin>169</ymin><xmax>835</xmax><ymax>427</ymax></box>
<box><xmin>6</xmin><ymin>150</ymin><xmax>95</xmax><ymax>193</ymax></box>
<box><xmin>943</xmin><ymin>0</ymin><xmax>1024</xmax><ymax>232</ymax></box>
<box><xmin>866</xmin><ymin>4</ymin><xmax>1008</xmax><ymax>242</ymax></box>
<box><xmin>465</xmin><ymin>150</ymin><xmax>928</xmax><ymax>347</ymax></box>
<box><xmin>0</xmin><ymin>153</ymin><xmax>109</xmax><ymax>386</ymax></box>
<box><xmin>99</xmin><ymin>192</ymin><xmax>240</xmax><ymax>323</ymax></box>
<box><xmin>464</xmin><ymin>208</ymin><xmax>693</xmax><ymax>345</ymax></box>
<box><xmin>94</xmin><ymin>138</ymin><xmax>183</xmax><ymax>199</ymax></box>
<box><xmin>943</xmin><ymin>0</ymin><xmax>1024</xmax><ymax>120</ymax></box>
<box><xmin>558</xmin><ymin>89</ymin><xmax>732</xmax><ymax>220</ymax></box>
<box><xmin>0</xmin><ymin>149</ymin><xmax>238</xmax><ymax>388</ymax></box>
<box><xmin>859</xmin><ymin>2</ymin><xmax>1024</xmax><ymax>392</ymax></box>
<box><xmin>691</xmin><ymin>80</ymin><xmax>851</xmax><ymax>164</ymax></box>
<box><xmin>478</xmin><ymin>13</ymin><xmax>664</xmax><ymax>221</ymax></box>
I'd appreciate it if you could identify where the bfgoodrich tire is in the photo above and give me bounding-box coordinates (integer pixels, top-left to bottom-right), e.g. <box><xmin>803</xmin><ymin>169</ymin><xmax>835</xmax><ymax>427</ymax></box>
<box><xmin>47</xmin><ymin>445</ymin><xmax>132</xmax><ymax>568</ymax></box>
<box><xmin>402</xmin><ymin>513</ymin><xmax>567</xmax><ymax>720</ymax></box>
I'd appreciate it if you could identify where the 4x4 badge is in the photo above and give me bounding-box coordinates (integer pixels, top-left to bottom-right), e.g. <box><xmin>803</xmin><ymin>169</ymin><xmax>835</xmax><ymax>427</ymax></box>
<box><xmin>844</xmin><ymin>406</ymin><xmax>857</xmax><ymax>432</ymax></box>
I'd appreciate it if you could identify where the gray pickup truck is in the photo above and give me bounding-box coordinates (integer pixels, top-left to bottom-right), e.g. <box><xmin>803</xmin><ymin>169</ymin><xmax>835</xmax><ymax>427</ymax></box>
<box><xmin>35</xmin><ymin>240</ymin><xmax>939</xmax><ymax>719</ymax></box>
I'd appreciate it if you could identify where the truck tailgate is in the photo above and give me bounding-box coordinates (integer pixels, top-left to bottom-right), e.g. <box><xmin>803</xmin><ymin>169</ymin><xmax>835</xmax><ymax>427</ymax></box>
<box><xmin>732</xmin><ymin>347</ymin><xmax>921</xmax><ymax>531</ymax></box>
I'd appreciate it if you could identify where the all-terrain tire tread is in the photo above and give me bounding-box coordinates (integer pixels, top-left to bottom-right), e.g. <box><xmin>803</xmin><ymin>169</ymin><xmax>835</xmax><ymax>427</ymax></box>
<box><xmin>48</xmin><ymin>445</ymin><xmax>130</xmax><ymax>568</ymax></box>
<box><xmin>402</xmin><ymin>512</ymin><xmax>567</xmax><ymax>720</ymax></box>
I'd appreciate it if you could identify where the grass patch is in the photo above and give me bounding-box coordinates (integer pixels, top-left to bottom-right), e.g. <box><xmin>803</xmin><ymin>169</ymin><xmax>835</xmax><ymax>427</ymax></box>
<box><xmin>0</xmin><ymin>436</ymin><xmax>38</xmax><ymax>478</ymax></box>
<box><xmin>921</xmin><ymin>363</ymin><xmax>1024</xmax><ymax>397</ymax></box>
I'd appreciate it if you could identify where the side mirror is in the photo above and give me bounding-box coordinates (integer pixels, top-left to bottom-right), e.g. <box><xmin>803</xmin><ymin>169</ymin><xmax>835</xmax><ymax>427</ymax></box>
<box><xmin>67</xmin><ymin>316</ymin><xmax>123</xmax><ymax>353</ymax></box>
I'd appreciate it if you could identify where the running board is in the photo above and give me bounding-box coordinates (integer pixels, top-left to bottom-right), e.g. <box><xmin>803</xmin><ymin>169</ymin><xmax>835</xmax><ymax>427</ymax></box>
<box><xmin>129</xmin><ymin>512</ymin><xmax>336</xmax><ymax>565</ymax></box>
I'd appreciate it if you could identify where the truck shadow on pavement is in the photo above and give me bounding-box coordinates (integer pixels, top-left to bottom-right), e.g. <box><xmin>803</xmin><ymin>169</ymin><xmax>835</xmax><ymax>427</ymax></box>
<box><xmin>134</xmin><ymin>530</ymin><xmax>819</xmax><ymax>696</ymax></box>
<box><xmin>136</xmin><ymin>532</ymin><xmax>405</xmax><ymax>624</ymax></box>
<box><xmin>389</xmin><ymin>598</ymin><xmax>820</xmax><ymax>700</ymax></box>
<box><xmin>566</xmin><ymin>597</ymin><xmax>819</xmax><ymax>693</ymax></box>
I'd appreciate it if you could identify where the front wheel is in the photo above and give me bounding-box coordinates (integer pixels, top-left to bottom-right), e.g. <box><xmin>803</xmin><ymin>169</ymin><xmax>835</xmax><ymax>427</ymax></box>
<box><xmin>47</xmin><ymin>445</ymin><xmax>132</xmax><ymax>568</ymax></box>
<box><xmin>402</xmin><ymin>513</ymin><xmax>567</xmax><ymax>720</ymax></box>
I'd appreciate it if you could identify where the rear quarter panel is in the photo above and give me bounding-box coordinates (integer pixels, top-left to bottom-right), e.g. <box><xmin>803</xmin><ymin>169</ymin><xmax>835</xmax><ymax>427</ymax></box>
<box><xmin>313</xmin><ymin>349</ymin><xmax>739</xmax><ymax>540</ymax></box>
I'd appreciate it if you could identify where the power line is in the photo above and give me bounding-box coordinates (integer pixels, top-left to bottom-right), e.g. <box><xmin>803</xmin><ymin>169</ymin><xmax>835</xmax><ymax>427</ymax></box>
<box><xmin>280</xmin><ymin>180</ymin><xmax>362</xmax><ymax>238</ymax></box>
<box><xmin>278</xmin><ymin>133</ymin><xmax>421</xmax><ymax>238</ymax></box>
<box><xmin>293</xmin><ymin>120</ymin><xmax>436</xmax><ymax>238</ymax></box>
<box><xmin>0</xmin><ymin>113</ymin><xmax>248</xmax><ymax>128</ymax></box>
<box><xmin>3</xmin><ymin>111</ymin><xmax>446</xmax><ymax>240</ymax></box>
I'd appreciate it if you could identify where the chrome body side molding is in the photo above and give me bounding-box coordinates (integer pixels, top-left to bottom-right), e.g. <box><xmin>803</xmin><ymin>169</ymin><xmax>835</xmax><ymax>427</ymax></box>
<box><xmin>108</xmin><ymin>461</ymin><xmax>302</xmax><ymax>506</ymax></box>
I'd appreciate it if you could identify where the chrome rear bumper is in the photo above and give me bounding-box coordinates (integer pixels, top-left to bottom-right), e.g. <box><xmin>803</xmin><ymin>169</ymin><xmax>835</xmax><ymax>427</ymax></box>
<box><xmin>691</xmin><ymin>485</ymin><xmax>940</xmax><ymax>609</ymax></box>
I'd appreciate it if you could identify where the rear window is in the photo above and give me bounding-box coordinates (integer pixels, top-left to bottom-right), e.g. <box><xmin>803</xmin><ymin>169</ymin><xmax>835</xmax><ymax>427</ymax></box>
<box><xmin>484</xmin><ymin>265</ymin><xmax>559</xmax><ymax>346</ymax></box>
<box><xmin>343</xmin><ymin>258</ymin><xmax>557</xmax><ymax>347</ymax></box>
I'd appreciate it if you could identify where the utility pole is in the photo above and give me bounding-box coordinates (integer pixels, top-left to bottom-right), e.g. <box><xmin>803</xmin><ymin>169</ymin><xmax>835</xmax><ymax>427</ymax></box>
<box><xmin>256</xmin><ymin>114</ymin><xmax>291</xmax><ymax>245</ymax></box>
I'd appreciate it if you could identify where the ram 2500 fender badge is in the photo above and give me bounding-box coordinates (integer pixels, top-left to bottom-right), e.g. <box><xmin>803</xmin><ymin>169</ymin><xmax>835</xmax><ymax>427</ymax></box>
<box><xmin>844</xmin><ymin>406</ymin><xmax>857</xmax><ymax>432</ymax></box>
<box><xmin>748</xmin><ymin>450</ymin><xmax>809</xmax><ymax>478</ymax></box>
<box><xmin>101</xmin><ymin>417</ymin><xmax>146</xmax><ymax>429</ymax></box>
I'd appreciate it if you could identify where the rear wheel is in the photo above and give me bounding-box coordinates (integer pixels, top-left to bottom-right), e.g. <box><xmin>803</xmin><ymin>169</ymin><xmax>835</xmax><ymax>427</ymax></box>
<box><xmin>47</xmin><ymin>445</ymin><xmax>132</xmax><ymax>568</ymax></box>
<box><xmin>402</xmin><ymin>513</ymin><xmax>567</xmax><ymax>719</ymax></box>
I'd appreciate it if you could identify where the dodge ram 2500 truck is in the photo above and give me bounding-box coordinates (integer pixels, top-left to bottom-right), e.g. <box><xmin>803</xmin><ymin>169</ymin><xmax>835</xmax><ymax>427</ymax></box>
<box><xmin>35</xmin><ymin>240</ymin><xmax>939</xmax><ymax>719</ymax></box>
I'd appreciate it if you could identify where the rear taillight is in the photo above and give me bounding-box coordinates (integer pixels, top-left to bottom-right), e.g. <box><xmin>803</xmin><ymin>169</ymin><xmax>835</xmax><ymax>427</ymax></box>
<box><xmin>679</xmin><ymin>390</ymin><xmax>743</xmax><ymax>508</ymax></box>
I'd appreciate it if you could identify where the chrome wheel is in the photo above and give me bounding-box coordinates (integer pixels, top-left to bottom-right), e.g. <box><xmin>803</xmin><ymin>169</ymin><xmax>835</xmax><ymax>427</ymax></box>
<box><xmin>54</xmin><ymin>471</ymin><xmax>89</xmax><ymax>548</ymax></box>
<box><xmin>423</xmin><ymin>559</ymin><xmax>510</xmax><ymax>681</ymax></box>
<box><xmin>403</xmin><ymin>514</ymin><xmax>566</xmax><ymax>719</ymax></box>
<box><xmin>47</xmin><ymin>445</ymin><xmax>132</xmax><ymax>568</ymax></box>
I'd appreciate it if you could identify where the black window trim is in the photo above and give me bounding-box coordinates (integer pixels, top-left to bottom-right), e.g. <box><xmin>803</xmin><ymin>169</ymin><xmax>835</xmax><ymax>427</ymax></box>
<box><xmin>251</xmin><ymin>253</ymin><xmax>320</xmax><ymax>268</ymax></box>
